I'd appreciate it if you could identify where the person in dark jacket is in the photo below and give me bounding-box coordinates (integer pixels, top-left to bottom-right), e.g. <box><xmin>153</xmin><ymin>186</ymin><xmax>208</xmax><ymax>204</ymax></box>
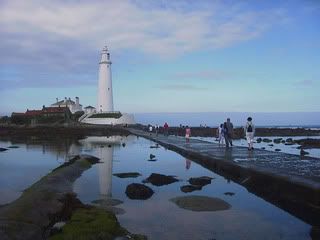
<box><xmin>225</xmin><ymin>118</ymin><xmax>234</xmax><ymax>147</ymax></box>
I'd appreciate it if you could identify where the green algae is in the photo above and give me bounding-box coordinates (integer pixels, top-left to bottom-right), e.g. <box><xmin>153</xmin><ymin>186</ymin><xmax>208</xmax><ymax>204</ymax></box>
<box><xmin>49</xmin><ymin>207</ymin><xmax>147</xmax><ymax>240</ymax></box>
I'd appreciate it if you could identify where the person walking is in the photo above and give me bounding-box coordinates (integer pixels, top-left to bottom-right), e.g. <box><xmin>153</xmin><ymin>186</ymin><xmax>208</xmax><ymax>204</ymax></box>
<box><xmin>185</xmin><ymin>126</ymin><xmax>191</xmax><ymax>143</ymax></box>
<box><xmin>223</xmin><ymin>122</ymin><xmax>230</xmax><ymax>148</ymax></box>
<box><xmin>244</xmin><ymin>117</ymin><xmax>255</xmax><ymax>150</ymax></box>
<box><xmin>164</xmin><ymin>122</ymin><xmax>169</xmax><ymax>136</ymax></box>
<box><xmin>155</xmin><ymin>124</ymin><xmax>159</xmax><ymax>136</ymax></box>
<box><xmin>218</xmin><ymin>123</ymin><xmax>225</xmax><ymax>145</ymax></box>
<box><xmin>225</xmin><ymin>118</ymin><xmax>234</xmax><ymax>147</ymax></box>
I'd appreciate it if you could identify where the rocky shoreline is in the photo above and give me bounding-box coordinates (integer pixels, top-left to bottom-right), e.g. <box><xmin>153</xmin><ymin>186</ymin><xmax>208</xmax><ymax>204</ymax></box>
<box><xmin>0</xmin><ymin>154</ymin><xmax>146</xmax><ymax>240</ymax></box>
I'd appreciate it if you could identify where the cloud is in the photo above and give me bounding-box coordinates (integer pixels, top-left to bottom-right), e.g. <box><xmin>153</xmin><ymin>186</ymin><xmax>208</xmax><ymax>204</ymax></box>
<box><xmin>156</xmin><ymin>84</ymin><xmax>207</xmax><ymax>91</ymax></box>
<box><xmin>0</xmin><ymin>0</ymin><xmax>287</xmax><ymax>88</ymax></box>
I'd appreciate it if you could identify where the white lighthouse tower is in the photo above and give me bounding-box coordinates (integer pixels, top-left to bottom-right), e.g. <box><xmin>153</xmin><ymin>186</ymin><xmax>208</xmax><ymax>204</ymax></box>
<box><xmin>79</xmin><ymin>46</ymin><xmax>135</xmax><ymax>125</ymax></box>
<box><xmin>97</xmin><ymin>46</ymin><xmax>113</xmax><ymax>112</ymax></box>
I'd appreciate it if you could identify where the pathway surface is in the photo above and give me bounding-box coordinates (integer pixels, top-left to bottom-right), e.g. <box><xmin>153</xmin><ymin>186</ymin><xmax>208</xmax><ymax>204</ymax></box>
<box><xmin>129</xmin><ymin>129</ymin><xmax>320</xmax><ymax>226</ymax></box>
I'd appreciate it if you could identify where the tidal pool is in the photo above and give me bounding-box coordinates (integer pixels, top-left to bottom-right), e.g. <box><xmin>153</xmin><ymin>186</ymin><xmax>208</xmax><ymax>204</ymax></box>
<box><xmin>0</xmin><ymin>136</ymin><xmax>314</xmax><ymax>239</ymax></box>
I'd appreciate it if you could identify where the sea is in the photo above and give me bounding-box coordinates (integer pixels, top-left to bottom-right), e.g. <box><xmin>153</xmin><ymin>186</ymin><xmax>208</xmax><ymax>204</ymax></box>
<box><xmin>134</xmin><ymin>112</ymin><xmax>320</xmax><ymax>127</ymax></box>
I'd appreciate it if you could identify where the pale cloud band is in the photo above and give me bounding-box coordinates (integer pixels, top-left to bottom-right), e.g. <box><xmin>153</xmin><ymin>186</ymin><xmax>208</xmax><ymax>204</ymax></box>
<box><xmin>0</xmin><ymin>0</ymin><xmax>288</xmax><ymax>88</ymax></box>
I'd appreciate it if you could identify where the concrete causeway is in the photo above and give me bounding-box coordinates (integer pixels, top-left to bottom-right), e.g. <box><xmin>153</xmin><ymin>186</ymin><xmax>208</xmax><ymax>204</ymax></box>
<box><xmin>129</xmin><ymin>129</ymin><xmax>320</xmax><ymax>227</ymax></box>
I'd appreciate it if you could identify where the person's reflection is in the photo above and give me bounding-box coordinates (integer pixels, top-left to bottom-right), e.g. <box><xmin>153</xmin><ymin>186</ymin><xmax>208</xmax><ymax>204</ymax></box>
<box><xmin>185</xmin><ymin>158</ymin><xmax>191</xmax><ymax>170</ymax></box>
<box><xmin>247</xmin><ymin>148</ymin><xmax>254</xmax><ymax>161</ymax></box>
<box><xmin>97</xmin><ymin>145</ymin><xmax>114</xmax><ymax>198</ymax></box>
<box><xmin>224</xmin><ymin>148</ymin><xmax>233</xmax><ymax>161</ymax></box>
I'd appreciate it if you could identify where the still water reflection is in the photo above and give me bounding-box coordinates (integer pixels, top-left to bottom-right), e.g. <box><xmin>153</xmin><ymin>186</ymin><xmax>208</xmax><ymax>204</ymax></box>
<box><xmin>0</xmin><ymin>136</ymin><xmax>313</xmax><ymax>240</ymax></box>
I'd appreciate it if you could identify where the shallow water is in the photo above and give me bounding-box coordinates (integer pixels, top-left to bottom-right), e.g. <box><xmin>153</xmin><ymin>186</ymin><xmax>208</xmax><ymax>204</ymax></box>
<box><xmin>0</xmin><ymin>136</ymin><xmax>313</xmax><ymax>239</ymax></box>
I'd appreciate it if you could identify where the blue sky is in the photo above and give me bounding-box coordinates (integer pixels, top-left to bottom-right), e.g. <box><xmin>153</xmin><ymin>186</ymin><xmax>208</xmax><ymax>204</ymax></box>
<box><xmin>0</xmin><ymin>0</ymin><xmax>319</xmax><ymax>115</ymax></box>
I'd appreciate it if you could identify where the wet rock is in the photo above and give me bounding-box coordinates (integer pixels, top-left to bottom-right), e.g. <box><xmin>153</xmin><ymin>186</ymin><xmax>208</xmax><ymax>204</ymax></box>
<box><xmin>273</xmin><ymin>138</ymin><xmax>282</xmax><ymax>144</ymax></box>
<box><xmin>149</xmin><ymin>154</ymin><xmax>156</xmax><ymax>159</ymax></box>
<box><xmin>268</xmin><ymin>144</ymin><xmax>274</xmax><ymax>147</ymax></box>
<box><xmin>295</xmin><ymin>138</ymin><xmax>320</xmax><ymax>149</ymax></box>
<box><xmin>113</xmin><ymin>172</ymin><xmax>141</xmax><ymax>178</ymax></box>
<box><xmin>108</xmin><ymin>144</ymin><xmax>112</xmax><ymax>148</ymax></box>
<box><xmin>284</xmin><ymin>142</ymin><xmax>295</xmax><ymax>146</ymax></box>
<box><xmin>275</xmin><ymin>149</ymin><xmax>281</xmax><ymax>152</ymax></box>
<box><xmin>125</xmin><ymin>183</ymin><xmax>154</xmax><ymax>200</ymax></box>
<box><xmin>91</xmin><ymin>198</ymin><xmax>123</xmax><ymax>206</ymax></box>
<box><xmin>188</xmin><ymin>176</ymin><xmax>213</xmax><ymax>187</ymax></box>
<box><xmin>224</xmin><ymin>192</ymin><xmax>235</xmax><ymax>196</ymax></box>
<box><xmin>261</xmin><ymin>147</ymin><xmax>266</xmax><ymax>150</ymax></box>
<box><xmin>0</xmin><ymin>148</ymin><xmax>8</xmax><ymax>152</ymax></box>
<box><xmin>262</xmin><ymin>138</ymin><xmax>272</xmax><ymax>143</ymax></box>
<box><xmin>150</xmin><ymin>144</ymin><xmax>159</xmax><ymax>148</ymax></box>
<box><xmin>170</xmin><ymin>195</ymin><xmax>231</xmax><ymax>212</ymax></box>
<box><xmin>143</xmin><ymin>173</ymin><xmax>179</xmax><ymax>186</ymax></box>
<box><xmin>180</xmin><ymin>185</ymin><xmax>202</xmax><ymax>193</ymax></box>
<box><xmin>281</xmin><ymin>140</ymin><xmax>286</xmax><ymax>143</ymax></box>
<box><xmin>8</xmin><ymin>146</ymin><xmax>19</xmax><ymax>148</ymax></box>
<box><xmin>256</xmin><ymin>138</ymin><xmax>262</xmax><ymax>143</ymax></box>
<box><xmin>286</xmin><ymin>138</ymin><xmax>293</xmax><ymax>143</ymax></box>
<box><xmin>122</xmin><ymin>143</ymin><xmax>126</xmax><ymax>147</ymax></box>
<box><xmin>300</xmin><ymin>149</ymin><xmax>309</xmax><ymax>156</ymax></box>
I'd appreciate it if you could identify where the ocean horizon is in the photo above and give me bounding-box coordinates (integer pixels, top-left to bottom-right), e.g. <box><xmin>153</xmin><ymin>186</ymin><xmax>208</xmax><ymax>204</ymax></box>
<box><xmin>134</xmin><ymin>112</ymin><xmax>320</xmax><ymax>127</ymax></box>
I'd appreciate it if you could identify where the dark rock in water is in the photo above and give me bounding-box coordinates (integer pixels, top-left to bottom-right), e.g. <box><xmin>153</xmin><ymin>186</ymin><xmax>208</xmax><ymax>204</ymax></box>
<box><xmin>256</xmin><ymin>138</ymin><xmax>262</xmax><ymax>143</ymax></box>
<box><xmin>285</xmin><ymin>142</ymin><xmax>295</xmax><ymax>146</ymax></box>
<box><xmin>8</xmin><ymin>146</ymin><xmax>19</xmax><ymax>148</ymax></box>
<box><xmin>143</xmin><ymin>173</ymin><xmax>179</xmax><ymax>186</ymax></box>
<box><xmin>125</xmin><ymin>183</ymin><xmax>154</xmax><ymax>200</ymax></box>
<box><xmin>188</xmin><ymin>176</ymin><xmax>213</xmax><ymax>187</ymax></box>
<box><xmin>286</xmin><ymin>138</ymin><xmax>293</xmax><ymax>143</ymax></box>
<box><xmin>147</xmin><ymin>159</ymin><xmax>157</xmax><ymax>162</ymax></box>
<box><xmin>224</xmin><ymin>192</ymin><xmax>235</xmax><ymax>196</ymax></box>
<box><xmin>113</xmin><ymin>172</ymin><xmax>141</xmax><ymax>178</ymax></box>
<box><xmin>180</xmin><ymin>185</ymin><xmax>202</xmax><ymax>193</ymax></box>
<box><xmin>0</xmin><ymin>148</ymin><xmax>8</xmax><ymax>152</ymax></box>
<box><xmin>149</xmin><ymin>154</ymin><xmax>156</xmax><ymax>159</ymax></box>
<box><xmin>281</xmin><ymin>140</ymin><xmax>286</xmax><ymax>143</ymax></box>
<box><xmin>295</xmin><ymin>138</ymin><xmax>320</xmax><ymax>149</ymax></box>
<box><xmin>262</xmin><ymin>138</ymin><xmax>272</xmax><ymax>143</ymax></box>
<box><xmin>275</xmin><ymin>149</ymin><xmax>281</xmax><ymax>152</ymax></box>
<box><xmin>300</xmin><ymin>149</ymin><xmax>309</xmax><ymax>156</ymax></box>
<box><xmin>108</xmin><ymin>144</ymin><xmax>112</xmax><ymax>148</ymax></box>
<box><xmin>122</xmin><ymin>143</ymin><xmax>126</xmax><ymax>147</ymax></box>
<box><xmin>261</xmin><ymin>147</ymin><xmax>266</xmax><ymax>150</ymax></box>
<box><xmin>170</xmin><ymin>195</ymin><xmax>231</xmax><ymax>212</ymax></box>
<box><xmin>150</xmin><ymin>144</ymin><xmax>159</xmax><ymax>149</ymax></box>
<box><xmin>273</xmin><ymin>138</ymin><xmax>282</xmax><ymax>144</ymax></box>
<box><xmin>268</xmin><ymin>144</ymin><xmax>274</xmax><ymax>147</ymax></box>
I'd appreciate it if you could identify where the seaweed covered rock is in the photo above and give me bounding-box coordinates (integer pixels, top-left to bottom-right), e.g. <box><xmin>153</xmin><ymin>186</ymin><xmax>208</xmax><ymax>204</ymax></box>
<box><xmin>113</xmin><ymin>172</ymin><xmax>141</xmax><ymax>178</ymax></box>
<box><xmin>180</xmin><ymin>185</ymin><xmax>202</xmax><ymax>193</ymax></box>
<box><xmin>143</xmin><ymin>173</ymin><xmax>179</xmax><ymax>186</ymax></box>
<box><xmin>188</xmin><ymin>176</ymin><xmax>213</xmax><ymax>187</ymax></box>
<box><xmin>125</xmin><ymin>183</ymin><xmax>154</xmax><ymax>200</ymax></box>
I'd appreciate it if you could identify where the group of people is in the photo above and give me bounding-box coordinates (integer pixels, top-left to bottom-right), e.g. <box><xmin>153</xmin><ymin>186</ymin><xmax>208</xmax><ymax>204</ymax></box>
<box><xmin>217</xmin><ymin>117</ymin><xmax>255</xmax><ymax>150</ymax></box>
<box><xmin>148</xmin><ymin>117</ymin><xmax>255</xmax><ymax>150</ymax></box>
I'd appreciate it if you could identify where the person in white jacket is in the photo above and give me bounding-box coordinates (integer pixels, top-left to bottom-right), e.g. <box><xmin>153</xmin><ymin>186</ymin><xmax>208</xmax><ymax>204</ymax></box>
<box><xmin>244</xmin><ymin>117</ymin><xmax>255</xmax><ymax>150</ymax></box>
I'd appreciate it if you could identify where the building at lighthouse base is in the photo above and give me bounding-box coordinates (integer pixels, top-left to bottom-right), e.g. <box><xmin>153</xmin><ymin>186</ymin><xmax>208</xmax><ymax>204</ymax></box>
<box><xmin>79</xmin><ymin>111</ymin><xmax>135</xmax><ymax>125</ymax></box>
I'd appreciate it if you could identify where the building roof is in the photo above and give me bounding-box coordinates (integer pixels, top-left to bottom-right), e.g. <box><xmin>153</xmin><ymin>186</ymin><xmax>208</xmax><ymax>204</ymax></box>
<box><xmin>25</xmin><ymin>109</ymin><xmax>42</xmax><ymax>116</ymax></box>
<box><xmin>42</xmin><ymin>106</ymin><xmax>70</xmax><ymax>113</ymax></box>
<box><xmin>51</xmin><ymin>99</ymin><xmax>75</xmax><ymax>106</ymax></box>
<box><xmin>84</xmin><ymin>105</ymin><xmax>96</xmax><ymax>109</ymax></box>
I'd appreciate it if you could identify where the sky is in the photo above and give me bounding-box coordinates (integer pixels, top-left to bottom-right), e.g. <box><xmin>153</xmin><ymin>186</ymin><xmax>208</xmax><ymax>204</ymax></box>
<box><xmin>0</xmin><ymin>0</ymin><xmax>319</xmax><ymax>117</ymax></box>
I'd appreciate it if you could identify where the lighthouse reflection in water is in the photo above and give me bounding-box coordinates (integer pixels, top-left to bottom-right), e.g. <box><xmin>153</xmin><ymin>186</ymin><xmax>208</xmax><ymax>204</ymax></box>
<box><xmin>78</xmin><ymin>136</ymin><xmax>130</xmax><ymax>199</ymax></box>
